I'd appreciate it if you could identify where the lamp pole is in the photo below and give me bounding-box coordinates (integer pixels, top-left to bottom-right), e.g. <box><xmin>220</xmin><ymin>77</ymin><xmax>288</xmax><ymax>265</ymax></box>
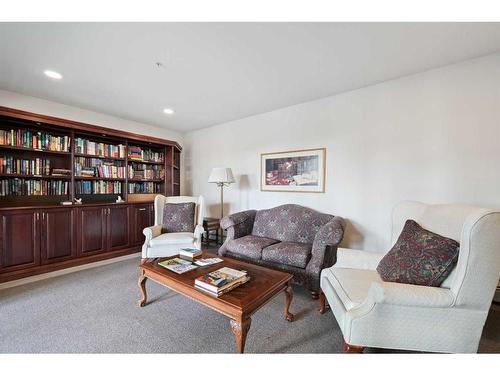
<box><xmin>218</xmin><ymin>182</ymin><xmax>225</xmax><ymax>219</ymax></box>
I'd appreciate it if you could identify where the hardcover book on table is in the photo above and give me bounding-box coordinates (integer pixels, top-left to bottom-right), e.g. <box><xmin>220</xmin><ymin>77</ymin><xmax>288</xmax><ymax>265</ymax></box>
<box><xmin>194</xmin><ymin>267</ymin><xmax>249</xmax><ymax>295</ymax></box>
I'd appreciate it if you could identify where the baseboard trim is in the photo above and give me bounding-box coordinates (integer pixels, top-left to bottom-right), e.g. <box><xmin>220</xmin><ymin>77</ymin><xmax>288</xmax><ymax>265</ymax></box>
<box><xmin>0</xmin><ymin>252</ymin><xmax>141</xmax><ymax>291</ymax></box>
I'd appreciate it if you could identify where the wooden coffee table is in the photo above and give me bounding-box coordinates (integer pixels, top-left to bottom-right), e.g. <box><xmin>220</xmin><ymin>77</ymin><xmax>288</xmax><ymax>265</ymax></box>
<box><xmin>138</xmin><ymin>254</ymin><xmax>294</xmax><ymax>353</ymax></box>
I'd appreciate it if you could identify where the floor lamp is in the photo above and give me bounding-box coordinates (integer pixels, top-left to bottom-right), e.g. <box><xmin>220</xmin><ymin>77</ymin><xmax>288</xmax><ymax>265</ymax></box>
<box><xmin>208</xmin><ymin>167</ymin><xmax>235</xmax><ymax>219</ymax></box>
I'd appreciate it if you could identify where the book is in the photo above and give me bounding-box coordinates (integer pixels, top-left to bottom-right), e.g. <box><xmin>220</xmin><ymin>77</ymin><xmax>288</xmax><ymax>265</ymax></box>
<box><xmin>194</xmin><ymin>257</ymin><xmax>224</xmax><ymax>267</ymax></box>
<box><xmin>195</xmin><ymin>276</ymin><xmax>250</xmax><ymax>297</ymax></box>
<box><xmin>179</xmin><ymin>247</ymin><xmax>203</xmax><ymax>260</ymax></box>
<box><xmin>194</xmin><ymin>267</ymin><xmax>248</xmax><ymax>293</ymax></box>
<box><xmin>158</xmin><ymin>258</ymin><xmax>198</xmax><ymax>274</ymax></box>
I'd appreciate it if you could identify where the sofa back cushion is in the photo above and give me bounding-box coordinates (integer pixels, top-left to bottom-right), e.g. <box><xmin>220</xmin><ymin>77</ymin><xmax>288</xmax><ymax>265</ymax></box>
<box><xmin>377</xmin><ymin>219</ymin><xmax>460</xmax><ymax>286</ymax></box>
<box><xmin>162</xmin><ymin>202</ymin><xmax>196</xmax><ymax>233</ymax></box>
<box><xmin>251</xmin><ymin>204</ymin><xmax>333</xmax><ymax>243</ymax></box>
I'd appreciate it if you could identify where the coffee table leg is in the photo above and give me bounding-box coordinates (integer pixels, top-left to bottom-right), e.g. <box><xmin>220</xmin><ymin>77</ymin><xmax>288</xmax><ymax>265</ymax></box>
<box><xmin>230</xmin><ymin>317</ymin><xmax>251</xmax><ymax>353</ymax></box>
<box><xmin>284</xmin><ymin>281</ymin><xmax>294</xmax><ymax>322</ymax></box>
<box><xmin>138</xmin><ymin>272</ymin><xmax>148</xmax><ymax>307</ymax></box>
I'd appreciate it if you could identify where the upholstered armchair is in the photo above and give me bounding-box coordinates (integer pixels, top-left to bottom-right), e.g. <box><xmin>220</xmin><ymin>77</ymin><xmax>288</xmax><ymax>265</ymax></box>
<box><xmin>142</xmin><ymin>195</ymin><xmax>204</xmax><ymax>260</ymax></box>
<box><xmin>320</xmin><ymin>201</ymin><xmax>500</xmax><ymax>353</ymax></box>
<box><xmin>219</xmin><ymin>204</ymin><xmax>345</xmax><ymax>297</ymax></box>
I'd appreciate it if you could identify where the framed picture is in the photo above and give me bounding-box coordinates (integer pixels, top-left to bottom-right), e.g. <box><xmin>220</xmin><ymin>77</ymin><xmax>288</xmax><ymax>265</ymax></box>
<box><xmin>260</xmin><ymin>148</ymin><xmax>326</xmax><ymax>192</ymax></box>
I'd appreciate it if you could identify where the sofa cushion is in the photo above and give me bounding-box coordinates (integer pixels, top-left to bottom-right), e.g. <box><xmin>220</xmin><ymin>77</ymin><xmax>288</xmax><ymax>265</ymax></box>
<box><xmin>376</xmin><ymin>219</ymin><xmax>460</xmax><ymax>287</ymax></box>
<box><xmin>262</xmin><ymin>241</ymin><xmax>312</xmax><ymax>268</ymax></box>
<box><xmin>322</xmin><ymin>267</ymin><xmax>382</xmax><ymax>310</ymax></box>
<box><xmin>150</xmin><ymin>232</ymin><xmax>195</xmax><ymax>247</ymax></box>
<box><xmin>225</xmin><ymin>235</ymin><xmax>279</xmax><ymax>260</ymax></box>
<box><xmin>251</xmin><ymin>204</ymin><xmax>334</xmax><ymax>243</ymax></box>
<box><xmin>162</xmin><ymin>202</ymin><xmax>195</xmax><ymax>233</ymax></box>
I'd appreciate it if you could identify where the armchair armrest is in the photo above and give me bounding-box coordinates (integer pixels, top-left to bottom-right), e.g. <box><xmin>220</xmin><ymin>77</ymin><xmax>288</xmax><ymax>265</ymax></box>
<box><xmin>220</xmin><ymin>210</ymin><xmax>257</xmax><ymax>240</ymax></box>
<box><xmin>143</xmin><ymin>225</ymin><xmax>162</xmax><ymax>243</ymax></box>
<box><xmin>367</xmin><ymin>281</ymin><xmax>455</xmax><ymax>308</ymax></box>
<box><xmin>142</xmin><ymin>225</ymin><xmax>162</xmax><ymax>258</ymax></box>
<box><xmin>335</xmin><ymin>248</ymin><xmax>385</xmax><ymax>270</ymax></box>
<box><xmin>305</xmin><ymin>216</ymin><xmax>346</xmax><ymax>292</ymax></box>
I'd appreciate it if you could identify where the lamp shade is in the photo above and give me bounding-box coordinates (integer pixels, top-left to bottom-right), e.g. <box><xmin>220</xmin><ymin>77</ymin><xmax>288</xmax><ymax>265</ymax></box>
<box><xmin>208</xmin><ymin>167</ymin><xmax>235</xmax><ymax>184</ymax></box>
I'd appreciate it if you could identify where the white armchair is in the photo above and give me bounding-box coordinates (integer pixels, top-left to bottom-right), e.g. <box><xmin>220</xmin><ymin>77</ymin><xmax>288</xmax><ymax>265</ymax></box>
<box><xmin>320</xmin><ymin>201</ymin><xmax>500</xmax><ymax>353</ymax></box>
<box><xmin>142</xmin><ymin>195</ymin><xmax>204</xmax><ymax>260</ymax></box>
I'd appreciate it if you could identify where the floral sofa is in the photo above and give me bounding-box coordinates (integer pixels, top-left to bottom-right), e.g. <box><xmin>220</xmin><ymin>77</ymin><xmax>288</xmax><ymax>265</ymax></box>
<box><xmin>219</xmin><ymin>204</ymin><xmax>345</xmax><ymax>297</ymax></box>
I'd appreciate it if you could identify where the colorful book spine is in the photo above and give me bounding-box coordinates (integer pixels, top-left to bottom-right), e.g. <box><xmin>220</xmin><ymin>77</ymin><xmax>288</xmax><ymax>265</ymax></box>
<box><xmin>0</xmin><ymin>129</ymin><xmax>70</xmax><ymax>152</ymax></box>
<box><xmin>0</xmin><ymin>179</ymin><xmax>69</xmax><ymax>196</ymax></box>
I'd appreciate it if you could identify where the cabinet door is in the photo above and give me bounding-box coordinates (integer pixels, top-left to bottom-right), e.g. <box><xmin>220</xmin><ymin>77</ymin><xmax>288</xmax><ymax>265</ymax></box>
<box><xmin>130</xmin><ymin>204</ymin><xmax>151</xmax><ymax>245</ymax></box>
<box><xmin>77</xmin><ymin>207</ymin><xmax>107</xmax><ymax>256</ymax></box>
<box><xmin>107</xmin><ymin>206</ymin><xmax>129</xmax><ymax>250</ymax></box>
<box><xmin>0</xmin><ymin>209</ymin><xmax>40</xmax><ymax>272</ymax></box>
<box><xmin>41</xmin><ymin>208</ymin><xmax>75</xmax><ymax>264</ymax></box>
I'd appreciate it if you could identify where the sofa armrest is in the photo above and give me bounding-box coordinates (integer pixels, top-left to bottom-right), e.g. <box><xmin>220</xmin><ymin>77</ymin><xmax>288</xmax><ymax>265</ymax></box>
<box><xmin>367</xmin><ymin>281</ymin><xmax>455</xmax><ymax>308</ymax></box>
<box><xmin>220</xmin><ymin>210</ymin><xmax>257</xmax><ymax>240</ymax></box>
<box><xmin>335</xmin><ymin>248</ymin><xmax>385</xmax><ymax>270</ymax></box>
<box><xmin>305</xmin><ymin>216</ymin><xmax>346</xmax><ymax>292</ymax></box>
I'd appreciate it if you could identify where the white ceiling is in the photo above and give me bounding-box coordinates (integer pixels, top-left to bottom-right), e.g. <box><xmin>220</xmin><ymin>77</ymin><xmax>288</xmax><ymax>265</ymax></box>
<box><xmin>1</xmin><ymin>23</ymin><xmax>500</xmax><ymax>133</ymax></box>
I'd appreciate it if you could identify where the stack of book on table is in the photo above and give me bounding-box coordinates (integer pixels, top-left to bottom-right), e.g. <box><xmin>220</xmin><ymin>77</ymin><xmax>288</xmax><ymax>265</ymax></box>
<box><xmin>179</xmin><ymin>247</ymin><xmax>203</xmax><ymax>261</ymax></box>
<box><xmin>195</xmin><ymin>267</ymin><xmax>250</xmax><ymax>297</ymax></box>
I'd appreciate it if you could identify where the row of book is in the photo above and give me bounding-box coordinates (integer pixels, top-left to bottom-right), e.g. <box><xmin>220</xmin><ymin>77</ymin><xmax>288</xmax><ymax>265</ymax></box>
<box><xmin>128</xmin><ymin>164</ymin><xmax>165</xmax><ymax>180</ymax></box>
<box><xmin>74</xmin><ymin>138</ymin><xmax>126</xmax><ymax>159</ymax></box>
<box><xmin>74</xmin><ymin>157</ymin><xmax>126</xmax><ymax>178</ymax></box>
<box><xmin>128</xmin><ymin>146</ymin><xmax>164</xmax><ymax>162</ymax></box>
<box><xmin>0</xmin><ymin>128</ymin><xmax>70</xmax><ymax>152</ymax></box>
<box><xmin>128</xmin><ymin>181</ymin><xmax>162</xmax><ymax>194</ymax></box>
<box><xmin>0</xmin><ymin>179</ymin><xmax>69</xmax><ymax>196</ymax></box>
<box><xmin>0</xmin><ymin>156</ymin><xmax>51</xmax><ymax>176</ymax></box>
<box><xmin>75</xmin><ymin>180</ymin><xmax>122</xmax><ymax>195</ymax></box>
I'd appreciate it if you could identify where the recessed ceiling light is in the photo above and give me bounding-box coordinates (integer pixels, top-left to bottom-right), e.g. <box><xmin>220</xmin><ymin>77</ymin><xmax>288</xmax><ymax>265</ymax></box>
<box><xmin>44</xmin><ymin>70</ymin><xmax>63</xmax><ymax>80</ymax></box>
<box><xmin>163</xmin><ymin>108</ymin><xmax>174</xmax><ymax>115</ymax></box>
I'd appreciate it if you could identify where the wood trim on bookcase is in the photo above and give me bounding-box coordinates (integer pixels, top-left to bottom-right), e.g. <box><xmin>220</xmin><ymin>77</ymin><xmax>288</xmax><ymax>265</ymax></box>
<box><xmin>0</xmin><ymin>106</ymin><xmax>182</xmax><ymax>151</ymax></box>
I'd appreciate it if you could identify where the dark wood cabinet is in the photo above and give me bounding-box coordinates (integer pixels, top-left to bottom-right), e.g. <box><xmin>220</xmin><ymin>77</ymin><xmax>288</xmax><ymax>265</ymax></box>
<box><xmin>77</xmin><ymin>206</ymin><xmax>107</xmax><ymax>256</ymax></box>
<box><xmin>40</xmin><ymin>208</ymin><xmax>75</xmax><ymax>264</ymax></box>
<box><xmin>0</xmin><ymin>202</ymin><xmax>151</xmax><ymax>282</ymax></box>
<box><xmin>0</xmin><ymin>209</ymin><xmax>40</xmax><ymax>272</ymax></box>
<box><xmin>107</xmin><ymin>206</ymin><xmax>129</xmax><ymax>250</ymax></box>
<box><xmin>130</xmin><ymin>204</ymin><xmax>152</xmax><ymax>245</ymax></box>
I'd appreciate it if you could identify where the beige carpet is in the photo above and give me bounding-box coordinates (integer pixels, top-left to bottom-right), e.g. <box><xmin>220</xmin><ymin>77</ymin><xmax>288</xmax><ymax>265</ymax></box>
<box><xmin>0</xmin><ymin>257</ymin><xmax>499</xmax><ymax>353</ymax></box>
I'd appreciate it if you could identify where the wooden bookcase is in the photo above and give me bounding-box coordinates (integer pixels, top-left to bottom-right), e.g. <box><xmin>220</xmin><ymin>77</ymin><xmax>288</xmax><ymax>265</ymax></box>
<box><xmin>0</xmin><ymin>106</ymin><xmax>181</xmax><ymax>282</ymax></box>
<box><xmin>0</xmin><ymin>106</ymin><xmax>181</xmax><ymax>207</ymax></box>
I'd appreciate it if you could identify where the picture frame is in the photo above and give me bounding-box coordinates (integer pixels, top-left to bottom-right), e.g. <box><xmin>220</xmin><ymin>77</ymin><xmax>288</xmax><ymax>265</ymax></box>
<box><xmin>260</xmin><ymin>148</ymin><xmax>326</xmax><ymax>193</ymax></box>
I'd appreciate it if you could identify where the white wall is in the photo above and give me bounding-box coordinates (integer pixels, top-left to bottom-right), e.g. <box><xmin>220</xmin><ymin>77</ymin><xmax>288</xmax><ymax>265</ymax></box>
<box><xmin>184</xmin><ymin>53</ymin><xmax>500</xmax><ymax>252</ymax></box>
<box><xmin>0</xmin><ymin>89</ymin><xmax>186</xmax><ymax>192</ymax></box>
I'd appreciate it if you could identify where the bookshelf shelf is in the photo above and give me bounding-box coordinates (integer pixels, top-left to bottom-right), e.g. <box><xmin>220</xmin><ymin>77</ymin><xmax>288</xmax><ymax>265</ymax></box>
<box><xmin>0</xmin><ymin>173</ymin><xmax>71</xmax><ymax>180</ymax></box>
<box><xmin>0</xmin><ymin>144</ymin><xmax>71</xmax><ymax>155</ymax></box>
<box><xmin>74</xmin><ymin>153</ymin><xmax>125</xmax><ymax>161</ymax></box>
<box><xmin>128</xmin><ymin>159</ymin><xmax>164</xmax><ymax>165</ymax></box>
<box><xmin>74</xmin><ymin>176</ymin><xmax>126</xmax><ymax>181</ymax></box>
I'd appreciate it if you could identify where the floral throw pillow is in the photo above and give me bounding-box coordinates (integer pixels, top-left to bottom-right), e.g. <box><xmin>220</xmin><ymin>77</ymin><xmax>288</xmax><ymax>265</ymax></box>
<box><xmin>376</xmin><ymin>219</ymin><xmax>460</xmax><ymax>287</ymax></box>
<box><xmin>162</xmin><ymin>202</ymin><xmax>196</xmax><ymax>233</ymax></box>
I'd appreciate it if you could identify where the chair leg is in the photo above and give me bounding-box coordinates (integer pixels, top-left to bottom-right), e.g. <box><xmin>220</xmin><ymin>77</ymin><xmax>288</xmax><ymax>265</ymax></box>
<box><xmin>342</xmin><ymin>340</ymin><xmax>364</xmax><ymax>353</ymax></box>
<box><xmin>318</xmin><ymin>289</ymin><xmax>328</xmax><ymax>314</ymax></box>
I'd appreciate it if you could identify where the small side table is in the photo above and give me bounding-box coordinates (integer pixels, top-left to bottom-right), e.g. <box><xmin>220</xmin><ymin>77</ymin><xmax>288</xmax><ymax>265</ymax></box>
<box><xmin>203</xmin><ymin>217</ymin><xmax>221</xmax><ymax>245</ymax></box>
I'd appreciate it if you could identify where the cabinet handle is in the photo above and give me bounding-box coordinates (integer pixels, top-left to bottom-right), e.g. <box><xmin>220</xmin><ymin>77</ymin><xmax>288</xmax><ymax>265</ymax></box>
<box><xmin>138</xmin><ymin>208</ymin><xmax>146</xmax><ymax>211</ymax></box>
<box><xmin>42</xmin><ymin>212</ymin><xmax>45</xmax><ymax>220</ymax></box>
<box><xmin>35</xmin><ymin>212</ymin><xmax>39</xmax><ymax>220</ymax></box>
